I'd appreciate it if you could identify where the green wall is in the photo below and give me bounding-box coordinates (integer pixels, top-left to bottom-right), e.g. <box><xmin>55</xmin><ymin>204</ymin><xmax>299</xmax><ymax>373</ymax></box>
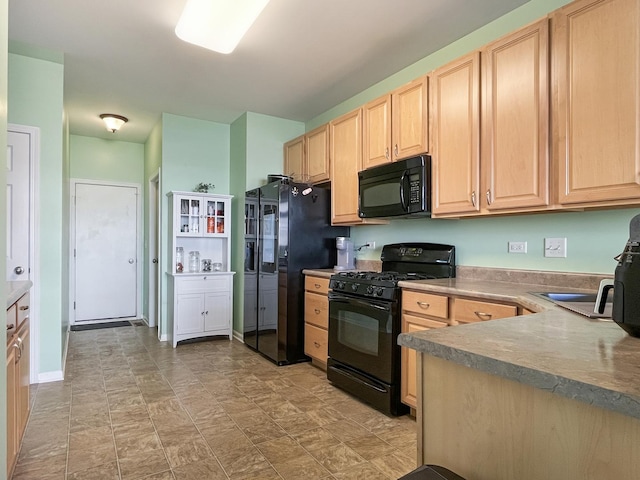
<box><xmin>70</xmin><ymin>135</ymin><xmax>144</xmax><ymax>183</ymax></box>
<box><xmin>306</xmin><ymin>0</ymin><xmax>632</xmax><ymax>275</ymax></box>
<box><xmin>229</xmin><ymin>113</ymin><xmax>304</xmax><ymax>335</ymax></box>
<box><xmin>8</xmin><ymin>52</ymin><xmax>65</xmax><ymax>377</ymax></box>
<box><xmin>0</xmin><ymin>0</ymin><xmax>8</xmax><ymax>472</ymax></box>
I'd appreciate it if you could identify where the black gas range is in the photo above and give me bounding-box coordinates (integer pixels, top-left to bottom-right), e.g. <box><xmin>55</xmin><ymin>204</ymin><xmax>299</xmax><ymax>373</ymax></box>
<box><xmin>327</xmin><ymin>243</ymin><xmax>456</xmax><ymax>416</ymax></box>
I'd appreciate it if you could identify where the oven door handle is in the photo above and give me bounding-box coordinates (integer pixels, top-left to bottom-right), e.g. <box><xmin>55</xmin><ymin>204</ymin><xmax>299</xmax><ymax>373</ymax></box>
<box><xmin>329</xmin><ymin>294</ymin><xmax>392</xmax><ymax>311</ymax></box>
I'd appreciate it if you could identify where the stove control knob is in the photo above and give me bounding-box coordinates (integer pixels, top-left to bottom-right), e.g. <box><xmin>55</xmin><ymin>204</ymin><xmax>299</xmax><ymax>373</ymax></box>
<box><xmin>336</xmin><ymin>281</ymin><xmax>345</xmax><ymax>290</ymax></box>
<box><xmin>351</xmin><ymin>283</ymin><xmax>359</xmax><ymax>292</ymax></box>
<box><xmin>366</xmin><ymin>285</ymin><xmax>374</xmax><ymax>295</ymax></box>
<box><xmin>375</xmin><ymin>287</ymin><xmax>385</xmax><ymax>296</ymax></box>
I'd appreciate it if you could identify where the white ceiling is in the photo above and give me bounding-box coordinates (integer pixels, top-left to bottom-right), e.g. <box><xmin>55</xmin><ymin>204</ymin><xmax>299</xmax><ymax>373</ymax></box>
<box><xmin>8</xmin><ymin>0</ymin><xmax>528</xmax><ymax>144</ymax></box>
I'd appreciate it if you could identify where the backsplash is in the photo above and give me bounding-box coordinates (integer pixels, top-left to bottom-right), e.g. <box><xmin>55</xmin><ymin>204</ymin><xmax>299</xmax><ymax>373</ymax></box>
<box><xmin>353</xmin><ymin>260</ymin><xmax>610</xmax><ymax>291</ymax></box>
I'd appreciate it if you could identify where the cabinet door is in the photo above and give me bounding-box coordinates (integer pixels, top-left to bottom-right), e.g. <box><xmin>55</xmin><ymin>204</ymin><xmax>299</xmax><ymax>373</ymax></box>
<box><xmin>16</xmin><ymin>322</ymin><xmax>30</xmax><ymax>436</ymax></box>
<box><xmin>6</xmin><ymin>344</ymin><xmax>17</xmax><ymax>479</ymax></box>
<box><xmin>176</xmin><ymin>195</ymin><xmax>205</xmax><ymax>236</ymax></box>
<box><xmin>330</xmin><ymin>108</ymin><xmax>364</xmax><ymax>224</ymax></box>
<box><xmin>306</xmin><ymin>124</ymin><xmax>330</xmax><ymax>184</ymax></box>
<box><xmin>363</xmin><ymin>94</ymin><xmax>392</xmax><ymax>169</ymax></box>
<box><xmin>284</xmin><ymin>135</ymin><xmax>305</xmax><ymax>182</ymax></box>
<box><xmin>431</xmin><ymin>52</ymin><xmax>481</xmax><ymax>216</ymax></box>
<box><xmin>305</xmin><ymin>291</ymin><xmax>328</xmax><ymax>329</ymax></box>
<box><xmin>204</xmin><ymin>291</ymin><xmax>230</xmax><ymax>333</ymax></box>
<box><xmin>203</xmin><ymin>197</ymin><xmax>228</xmax><ymax>236</ymax></box>
<box><xmin>482</xmin><ymin>19</ymin><xmax>550</xmax><ymax>211</ymax></box>
<box><xmin>176</xmin><ymin>293</ymin><xmax>205</xmax><ymax>334</ymax></box>
<box><xmin>553</xmin><ymin>0</ymin><xmax>640</xmax><ymax>206</ymax></box>
<box><xmin>392</xmin><ymin>77</ymin><xmax>428</xmax><ymax>160</ymax></box>
<box><xmin>401</xmin><ymin>314</ymin><xmax>447</xmax><ymax>408</ymax></box>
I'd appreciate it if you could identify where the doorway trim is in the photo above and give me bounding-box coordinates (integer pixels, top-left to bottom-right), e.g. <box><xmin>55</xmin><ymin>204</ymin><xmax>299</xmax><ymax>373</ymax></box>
<box><xmin>8</xmin><ymin>124</ymin><xmax>40</xmax><ymax>384</ymax></box>
<box><xmin>69</xmin><ymin>178</ymin><xmax>143</xmax><ymax>325</ymax></box>
<box><xmin>147</xmin><ymin>169</ymin><xmax>161</xmax><ymax>328</ymax></box>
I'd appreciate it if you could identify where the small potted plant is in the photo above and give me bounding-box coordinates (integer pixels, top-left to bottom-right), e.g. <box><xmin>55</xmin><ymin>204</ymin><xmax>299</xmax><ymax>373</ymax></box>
<box><xmin>194</xmin><ymin>182</ymin><xmax>215</xmax><ymax>193</ymax></box>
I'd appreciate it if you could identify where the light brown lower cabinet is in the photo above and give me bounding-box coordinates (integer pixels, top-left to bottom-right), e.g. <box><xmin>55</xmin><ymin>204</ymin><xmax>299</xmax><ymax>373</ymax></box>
<box><xmin>6</xmin><ymin>293</ymin><xmax>31</xmax><ymax>479</ymax></box>
<box><xmin>400</xmin><ymin>289</ymin><xmax>520</xmax><ymax>408</ymax></box>
<box><xmin>304</xmin><ymin>275</ymin><xmax>330</xmax><ymax>368</ymax></box>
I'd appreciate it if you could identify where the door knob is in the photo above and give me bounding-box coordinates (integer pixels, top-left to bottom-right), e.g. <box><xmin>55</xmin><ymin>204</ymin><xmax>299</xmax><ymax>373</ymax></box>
<box><xmin>14</xmin><ymin>266</ymin><xmax>24</xmax><ymax>275</ymax></box>
<box><xmin>152</xmin><ymin>258</ymin><xmax>158</xmax><ymax>263</ymax></box>
<box><xmin>128</xmin><ymin>258</ymin><xmax>135</xmax><ymax>264</ymax></box>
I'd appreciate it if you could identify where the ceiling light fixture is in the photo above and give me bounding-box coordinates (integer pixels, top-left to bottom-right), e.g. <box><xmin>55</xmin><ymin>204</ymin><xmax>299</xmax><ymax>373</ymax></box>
<box><xmin>175</xmin><ymin>0</ymin><xmax>270</xmax><ymax>54</ymax></box>
<box><xmin>99</xmin><ymin>114</ymin><xmax>128</xmax><ymax>133</ymax></box>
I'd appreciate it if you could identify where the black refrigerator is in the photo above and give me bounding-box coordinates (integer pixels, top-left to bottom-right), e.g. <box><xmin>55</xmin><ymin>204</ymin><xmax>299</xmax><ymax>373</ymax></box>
<box><xmin>243</xmin><ymin>180</ymin><xmax>349</xmax><ymax>365</ymax></box>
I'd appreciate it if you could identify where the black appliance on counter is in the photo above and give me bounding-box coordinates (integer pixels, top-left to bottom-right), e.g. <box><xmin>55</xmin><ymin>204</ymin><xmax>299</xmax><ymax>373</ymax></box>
<box><xmin>327</xmin><ymin>243</ymin><xmax>455</xmax><ymax>415</ymax></box>
<box><xmin>243</xmin><ymin>180</ymin><xmax>349</xmax><ymax>365</ymax></box>
<box><xmin>608</xmin><ymin>213</ymin><xmax>640</xmax><ymax>337</ymax></box>
<box><xmin>358</xmin><ymin>155</ymin><xmax>431</xmax><ymax>219</ymax></box>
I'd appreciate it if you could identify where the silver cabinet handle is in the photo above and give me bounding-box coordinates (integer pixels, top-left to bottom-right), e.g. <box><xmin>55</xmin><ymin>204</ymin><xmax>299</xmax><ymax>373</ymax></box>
<box><xmin>486</xmin><ymin>190</ymin><xmax>492</xmax><ymax>206</ymax></box>
<box><xmin>314</xmin><ymin>341</ymin><xmax>321</xmax><ymax>348</ymax></box>
<box><xmin>474</xmin><ymin>311</ymin><xmax>492</xmax><ymax>321</ymax></box>
<box><xmin>314</xmin><ymin>308</ymin><xmax>321</xmax><ymax>314</ymax></box>
<box><xmin>19</xmin><ymin>305</ymin><xmax>29</xmax><ymax>311</ymax></box>
<box><xmin>471</xmin><ymin>191</ymin><xmax>476</xmax><ymax>207</ymax></box>
<box><xmin>394</xmin><ymin>144</ymin><xmax>399</xmax><ymax>157</ymax></box>
<box><xmin>385</xmin><ymin>147</ymin><xmax>389</xmax><ymax>160</ymax></box>
<box><xmin>417</xmin><ymin>301</ymin><xmax>430</xmax><ymax>309</ymax></box>
<box><xmin>128</xmin><ymin>259</ymin><xmax>135</xmax><ymax>264</ymax></box>
<box><xmin>314</xmin><ymin>283</ymin><xmax>321</xmax><ymax>289</ymax></box>
<box><xmin>152</xmin><ymin>258</ymin><xmax>158</xmax><ymax>264</ymax></box>
<box><xmin>14</xmin><ymin>266</ymin><xmax>24</xmax><ymax>275</ymax></box>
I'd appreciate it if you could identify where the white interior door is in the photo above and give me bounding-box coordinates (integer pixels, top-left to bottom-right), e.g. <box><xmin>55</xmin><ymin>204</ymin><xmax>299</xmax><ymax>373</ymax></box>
<box><xmin>148</xmin><ymin>173</ymin><xmax>159</xmax><ymax>327</ymax></box>
<box><xmin>6</xmin><ymin>131</ymin><xmax>30</xmax><ymax>281</ymax></box>
<box><xmin>74</xmin><ymin>182</ymin><xmax>138</xmax><ymax>322</ymax></box>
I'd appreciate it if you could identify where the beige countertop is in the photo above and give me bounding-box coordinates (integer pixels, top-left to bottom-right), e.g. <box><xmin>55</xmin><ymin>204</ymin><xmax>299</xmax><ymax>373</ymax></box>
<box><xmin>7</xmin><ymin>281</ymin><xmax>32</xmax><ymax>308</ymax></box>
<box><xmin>397</xmin><ymin>277</ymin><xmax>640</xmax><ymax>420</ymax></box>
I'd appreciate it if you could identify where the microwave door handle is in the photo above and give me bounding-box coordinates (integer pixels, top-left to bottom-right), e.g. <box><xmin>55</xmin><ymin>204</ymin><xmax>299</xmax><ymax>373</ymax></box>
<box><xmin>399</xmin><ymin>171</ymin><xmax>408</xmax><ymax>210</ymax></box>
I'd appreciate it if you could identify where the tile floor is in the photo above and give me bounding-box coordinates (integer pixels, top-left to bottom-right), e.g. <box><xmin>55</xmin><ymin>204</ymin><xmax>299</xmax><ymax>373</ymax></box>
<box><xmin>12</xmin><ymin>325</ymin><xmax>418</xmax><ymax>479</ymax></box>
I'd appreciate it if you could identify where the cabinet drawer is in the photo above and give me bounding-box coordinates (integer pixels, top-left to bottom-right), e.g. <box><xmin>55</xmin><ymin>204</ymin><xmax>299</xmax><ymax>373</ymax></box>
<box><xmin>305</xmin><ymin>292</ymin><xmax>328</xmax><ymax>329</ymax></box>
<box><xmin>305</xmin><ymin>276</ymin><xmax>330</xmax><ymax>295</ymax></box>
<box><xmin>402</xmin><ymin>290</ymin><xmax>449</xmax><ymax>319</ymax></box>
<box><xmin>177</xmin><ymin>275</ymin><xmax>230</xmax><ymax>294</ymax></box>
<box><xmin>454</xmin><ymin>298</ymin><xmax>517</xmax><ymax>324</ymax></box>
<box><xmin>304</xmin><ymin>323</ymin><xmax>328</xmax><ymax>363</ymax></box>
<box><xmin>17</xmin><ymin>293</ymin><xmax>30</xmax><ymax>328</ymax></box>
<box><xmin>402</xmin><ymin>313</ymin><xmax>449</xmax><ymax>331</ymax></box>
<box><xmin>7</xmin><ymin>304</ymin><xmax>17</xmax><ymax>339</ymax></box>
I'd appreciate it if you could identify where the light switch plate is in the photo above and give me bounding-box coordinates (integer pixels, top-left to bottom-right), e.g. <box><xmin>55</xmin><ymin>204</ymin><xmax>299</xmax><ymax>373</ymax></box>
<box><xmin>544</xmin><ymin>237</ymin><xmax>567</xmax><ymax>258</ymax></box>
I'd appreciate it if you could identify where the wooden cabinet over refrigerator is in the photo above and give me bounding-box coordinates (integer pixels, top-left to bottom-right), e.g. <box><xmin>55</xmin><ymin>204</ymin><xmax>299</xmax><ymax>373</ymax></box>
<box><xmin>167</xmin><ymin>192</ymin><xmax>234</xmax><ymax>347</ymax></box>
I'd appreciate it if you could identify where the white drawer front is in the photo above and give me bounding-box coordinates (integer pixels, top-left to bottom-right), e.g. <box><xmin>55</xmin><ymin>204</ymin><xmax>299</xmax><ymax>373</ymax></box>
<box><xmin>176</xmin><ymin>275</ymin><xmax>230</xmax><ymax>294</ymax></box>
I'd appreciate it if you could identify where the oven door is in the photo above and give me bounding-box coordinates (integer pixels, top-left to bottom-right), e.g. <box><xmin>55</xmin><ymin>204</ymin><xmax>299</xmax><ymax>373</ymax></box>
<box><xmin>328</xmin><ymin>292</ymin><xmax>397</xmax><ymax>384</ymax></box>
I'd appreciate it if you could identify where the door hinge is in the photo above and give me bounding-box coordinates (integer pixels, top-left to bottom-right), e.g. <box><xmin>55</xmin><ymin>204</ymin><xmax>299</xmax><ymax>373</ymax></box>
<box><xmin>73</xmin><ymin>301</ymin><xmax>76</xmax><ymax>310</ymax></box>
<box><xmin>74</xmin><ymin>249</ymin><xmax>76</xmax><ymax>258</ymax></box>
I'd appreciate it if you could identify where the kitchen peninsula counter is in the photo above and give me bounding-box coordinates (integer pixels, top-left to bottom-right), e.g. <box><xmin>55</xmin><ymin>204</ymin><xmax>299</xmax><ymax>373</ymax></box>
<box><xmin>7</xmin><ymin>281</ymin><xmax>32</xmax><ymax>307</ymax></box>
<box><xmin>398</xmin><ymin>276</ymin><xmax>640</xmax><ymax>479</ymax></box>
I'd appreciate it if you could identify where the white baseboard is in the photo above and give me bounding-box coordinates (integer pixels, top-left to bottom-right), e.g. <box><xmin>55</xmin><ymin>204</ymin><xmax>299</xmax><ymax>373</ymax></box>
<box><xmin>38</xmin><ymin>370</ymin><xmax>64</xmax><ymax>383</ymax></box>
<box><xmin>233</xmin><ymin>330</ymin><xmax>244</xmax><ymax>343</ymax></box>
<box><xmin>159</xmin><ymin>333</ymin><xmax>168</xmax><ymax>341</ymax></box>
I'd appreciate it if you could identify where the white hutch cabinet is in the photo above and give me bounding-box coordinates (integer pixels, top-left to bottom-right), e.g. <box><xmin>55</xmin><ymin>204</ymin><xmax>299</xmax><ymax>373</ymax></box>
<box><xmin>166</xmin><ymin>192</ymin><xmax>234</xmax><ymax>347</ymax></box>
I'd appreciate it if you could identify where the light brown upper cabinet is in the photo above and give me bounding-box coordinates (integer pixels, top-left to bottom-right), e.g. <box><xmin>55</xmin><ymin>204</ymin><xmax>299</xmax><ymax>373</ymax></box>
<box><xmin>430</xmin><ymin>52</ymin><xmax>481</xmax><ymax>216</ymax></box>
<box><xmin>552</xmin><ymin>0</ymin><xmax>640</xmax><ymax>207</ymax></box>
<box><xmin>431</xmin><ymin>19</ymin><xmax>551</xmax><ymax>217</ymax></box>
<box><xmin>330</xmin><ymin>109</ymin><xmax>388</xmax><ymax>225</ymax></box>
<box><xmin>283</xmin><ymin>124</ymin><xmax>331</xmax><ymax>184</ymax></box>
<box><xmin>283</xmin><ymin>135</ymin><xmax>304</xmax><ymax>182</ymax></box>
<box><xmin>305</xmin><ymin>124</ymin><xmax>331</xmax><ymax>184</ymax></box>
<box><xmin>482</xmin><ymin>18</ymin><xmax>550</xmax><ymax>212</ymax></box>
<box><xmin>363</xmin><ymin>77</ymin><xmax>428</xmax><ymax>170</ymax></box>
<box><xmin>331</xmin><ymin>109</ymin><xmax>364</xmax><ymax>224</ymax></box>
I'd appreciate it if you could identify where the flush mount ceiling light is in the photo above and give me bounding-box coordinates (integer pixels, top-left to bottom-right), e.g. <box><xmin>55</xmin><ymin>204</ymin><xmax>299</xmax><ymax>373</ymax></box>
<box><xmin>175</xmin><ymin>0</ymin><xmax>270</xmax><ymax>54</ymax></box>
<box><xmin>99</xmin><ymin>114</ymin><xmax>128</xmax><ymax>133</ymax></box>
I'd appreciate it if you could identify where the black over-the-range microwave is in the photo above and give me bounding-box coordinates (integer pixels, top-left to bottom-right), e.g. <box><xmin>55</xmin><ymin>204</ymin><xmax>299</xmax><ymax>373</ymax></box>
<box><xmin>358</xmin><ymin>154</ymin><xmax>431</xmax><ymax>219</ymax></box>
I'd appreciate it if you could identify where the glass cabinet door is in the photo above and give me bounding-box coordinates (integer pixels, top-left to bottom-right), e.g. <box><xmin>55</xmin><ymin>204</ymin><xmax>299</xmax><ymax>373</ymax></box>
<box><xmin>178</xmin><ymin>196</ymin><xmax>202</xmax><ymax>235</ymax></box>
<box><xmin>204</xmin><ymin>199</ymin><xmax>226</xmax><ymax>236</ymax></box>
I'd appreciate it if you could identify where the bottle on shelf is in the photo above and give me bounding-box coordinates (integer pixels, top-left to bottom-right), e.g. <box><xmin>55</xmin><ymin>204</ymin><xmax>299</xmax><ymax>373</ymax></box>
<box><xmin>176</xmin><ymin>247</ymin><xmax>184</xmax><ymax>273</ymax></box>
<box><xmin>189</xmin><ymin>251</ymin><xmax>200</xmax><ymax>272</ymax></box>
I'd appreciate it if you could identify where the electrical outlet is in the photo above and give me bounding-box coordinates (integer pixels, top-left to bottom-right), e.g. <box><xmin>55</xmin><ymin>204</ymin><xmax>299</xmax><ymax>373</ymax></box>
<box><xmin>544</xmin><ymin>237</ymin><xmax>567</xmax><ymax>258</ymax></box>
<box><xmin>508</xmin><ymin>241</ymin><xmax>527</xmax><ymax>254</ymax></box>
<box><xmin>365</xmin><ymin>241</ymin><xmax>376</xmax><ymax>250</ymax></box>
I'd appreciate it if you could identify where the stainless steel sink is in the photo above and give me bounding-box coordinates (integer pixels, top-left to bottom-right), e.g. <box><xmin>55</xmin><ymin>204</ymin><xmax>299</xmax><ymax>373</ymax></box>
<box><xmin>531</xmin><ymin>292</ymin><xmax>612</xmax><ymax>319</ymax></box>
